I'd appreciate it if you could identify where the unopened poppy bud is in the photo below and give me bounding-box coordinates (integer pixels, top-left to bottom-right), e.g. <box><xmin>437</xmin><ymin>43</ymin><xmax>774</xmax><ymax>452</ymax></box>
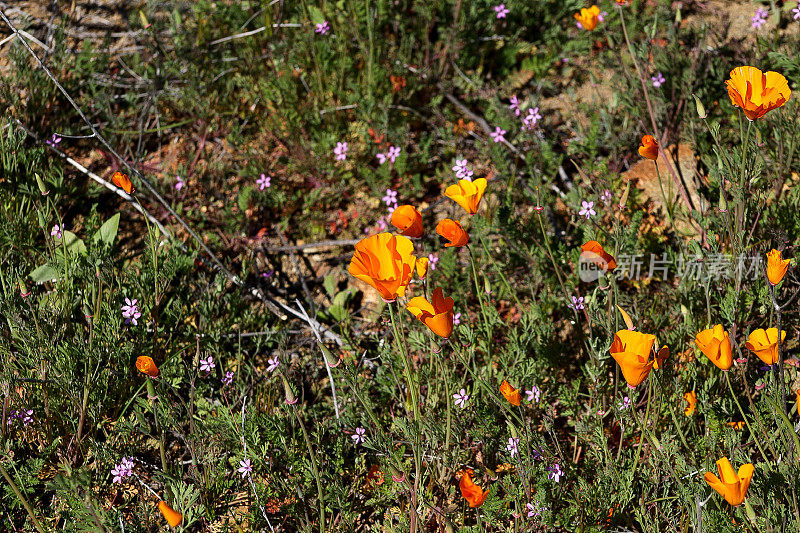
<box><xmin>718</xmin><ymin>193</ymin><xmax>727</xmax><ymax>213</ymax></box>
<box><xmin>618</xmin><ymin>182</ymin><xmax>630</xmax><ymax>210</ymax></box>
<box><xmin>146</xmin><ymin>377</ymin><xmax>158</xmax><ymax>400</ymax></box>
<box><xmin>37</xmin><ymin>211</ymin><xmax>45</xmax><ymax>229</ymax></box>
<box><xmin>18</xmin><ymin>278</ymin><xmax>30</xmax><ymax>298</ymax></box>
<box><xmin>318</xmin><ymin>342</ymin><xmax>341</xmax><ymax>367</ymax></box>
<box><xmin>691</xmin><ymin>93</ymin><xmax>707</xmax><ymax>119</ymax></box>
<box><xmin>281</xmin><ymin>375</ymin><xmax>297</xmax><ymax>405</ymax></box>
<box><xmin>507</xmin><ymin>421</ymin><xmax>518</xmax><ymax>439</ymax></box>
<box><xmin>35</xmin><ymin>173</ymin><xmax>49</xmax><ymax>196</ymax></box>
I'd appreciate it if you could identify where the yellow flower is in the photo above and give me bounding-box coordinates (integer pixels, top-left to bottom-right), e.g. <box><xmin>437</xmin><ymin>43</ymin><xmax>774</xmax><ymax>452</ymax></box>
<box><xmin>574</xmin><ymin>5</ymin><xmax>601</xmax><ymax>31</ymax></box>
<box><xmin>638</xmin><ymin>135</ymin><xmax>659</xmax><ymax>160</ymax></box>
<box><xmin>766</xmin><ymin>249</ymin><xmax>789</xmax><ymax>286</ymax></box>
<box><xmin>459</xmin><ymin>470</ymin><xmax>488</xmax><ymax>508</ymax></box>
<box><xmin>745</xmin><ymin>328</ymin><xmax>786</xmax><ymax>366</ymax></box>
<box><xmin>436</xmin><ymin>218</ymin><xmax>469</xmax><ymax>247</ymax></box>
<box><xmin>158</xmin><ymin>500</ymin><xmax>183</xmax><ymax>527</ymax></box>
<box><xmin>135</xmin><ymin>356</ymin><xmax>159</xmax><ymax>377</ymax></box>
<box><xmin>445</xmin><ymin>178</ymin><xmax>487</xmax><ymax>215</ymax></box>
<box><xmin>694</xmin><ymin>325</ymin><xmax>733</xmax><ymax>371</ymax></box>
<box><xmin>416</xmin><ymin>257</ymin><xmax>429</xmax><ymax>279</ymax></box>
<box><xmin>704</xmin><ymin>457</ymin><xmax>753</xmax><ymax>507</ymax></box>
<box><xmin>726</xmin><ymin>66</ymin><xmax>791</xmax><ymax>121</ymax></box>
<box><xmin>499</xmin><ymin>379</ymin><xmax>521</xmax><ymax>406</ymax></box>
<box><xmin>406</xmin><ymin>287</ymin><xmax>455</xmax><ymax>338</ymax></box>
<box><xmin>609</xmin><ymin>330</ymin><xmax>657</xmax><ymax>388</ymax></box>
<box><xmin>348</xmin><ymin>233</ymin><xmax>416</xmax><ymax>302</ymax></box>
<box><xmin>683</xmin><ymin>391</ymin><xmax>697</xmax><ymax>416</ymax></box>
<box><xmin>390</xmin><ymin>205</ymin><xmax>424</xmax><ymax>238</ymax></box>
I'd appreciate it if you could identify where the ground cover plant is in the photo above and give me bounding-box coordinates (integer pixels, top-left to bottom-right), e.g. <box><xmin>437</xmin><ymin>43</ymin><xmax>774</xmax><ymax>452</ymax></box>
<box><xmin>2</xmin><ymin>0</ymin><xmax>800</xmax><ymax>531</ymax></box>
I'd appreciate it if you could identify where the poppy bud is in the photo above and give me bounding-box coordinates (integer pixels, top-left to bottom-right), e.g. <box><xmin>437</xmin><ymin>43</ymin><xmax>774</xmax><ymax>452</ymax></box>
<box><xmin>691</xmin><ymin>93</ymin><xmax>707</xmax><ymax>119</ymax></box>
<box><xmin>318</xmin><ymin>342</ymin><xmax>341</xmax><ymax>368</ymax></box>
<box><xmin>281</xmin><ymin>375</ymin><xmax>298</xmax><ymax>405</ymax></box>
<box><xmin>35</xmin><ymin>173</ymin><xmax>49</xmax><ymax>196</ymax></box>
<box><xmin>18</xmin><ymin>278</ymin><xmax>30</xmax><ymax>298</ymax></box>
<box><xmin>618</xmin><ymin>182</ymin><xmax>630</xmax><ymax>210</ymax></box>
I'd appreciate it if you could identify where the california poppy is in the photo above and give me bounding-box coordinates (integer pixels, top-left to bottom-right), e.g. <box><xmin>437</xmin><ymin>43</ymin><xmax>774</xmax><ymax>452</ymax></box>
<box><xmin>580</xmin><ymin>241</ymin><xmax>617</xmax><ymax>271</ymax></box>
<box><xmin>766</xmin><ymin>249</ymin><xmax>789</xmax><ymax>286</ymax></box>
<box><xmin>445</xmin><ymin>178</ymin><xmax>487</xmax><ymax>215</ymax></box>
<box><xmin>390</xmin><ymin>205</ymin><xmax>424</xmax><ymax>238</ymax></box>
<box><xmin>390</xmin><ymin>75</ymin><xmax>406</xmax><ymax>93</ymax></box>
<box><xmin>436</xmin><ymin>219</ymin><xmax>469</xmax><ymax>247</ymax></box>
<box><xmin>745</xmin><ymin>328</ymin><xmax>786</xmax><ymax>365</ymax></box>
<box><xmin>609</xmin><ymin>330</ymin><xmax>657</xmax><ymax>388</ymax></box>
<box><xmin>499</xmin><ymin>379</ymin><xmax>522</xmax><ymax>406</ymax></box>
<box><xmin>726</xmin><ymin>66</ymin><xmax>791</xmax><ymax>121</ymax></box>
<box><xmin>348</xmin><ymin>233</ymin><xmax>417</xmax><ymax>302</ymax></box>
<box><xmin>695</xmin><ymin>325</ymin><xmax>733</xmax><ymax>371</ymax></box>
<box><xmin>135</xmin><ymin>356</ymin><xmax>159</xmax><ymax>378</ymax></box>
<box><xmin>459</xmin><ymin>470</ymin><xmax>488</xmax><ymax>508</ymax></box>
<box><xmin>683</xmin><ymin>391</ymin><xmax>697</xmax><ymax>416</ymax></box>
<box><xmin>416</xmin><ymin>257</ymin><xmax>429</xmax><ymax>279</ymax></box>
<box><xmin>653</xmin><ymin>345</ymin><xmax>669</xmax><ymax>370</ymax></box>
<box><xmin>704</xmin><ymin>457</ymin><xmax>753</xmax><ymax>507</ymax></box>
<box><xmin>406</xmin><ymin>287</ymin><xmax>455</xmax><ymax>338</ymax></box>
<box><xmin>158</xmin><ymin>500</ymin><xmax>183</xmax><ymax>527</ymax></box>
<box><xmin>728</xmin><ymin>421</ymin><xmax>745</xmax><ymax>430</ymax></box>
<box><xmin>574</xmin><ymin>6</ymin><xmax>601</xmax><ymax>31</ymax></box>
<box><xmin>796</xmin><ymin>390</ymin><xmax>800</xmax><ymax>416</ymax></box>
<box><xmin>638</xmin><ymin>135</ymin><xmax>659</xmax><ymax>160</ymax></box>
<box><xmin>111</xmin><ymin>171</ymin><xmax>135</xmax><ymax>194</ymax></box>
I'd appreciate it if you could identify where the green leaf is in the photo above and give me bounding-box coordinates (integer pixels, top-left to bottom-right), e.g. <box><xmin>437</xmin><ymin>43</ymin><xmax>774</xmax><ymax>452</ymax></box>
<box><xmin>323</xmin><ymin>273</ymin><xmax>337</xmax><ymax>297</ymax></box>
<box><xmin>238</xmin><ymin>186</ymin><xmax>253</xmax><ymax>213</ymax></box>
<box><xmin>29</xmin><ymin>264</ymin><xmax>59</xmax><ymax>283</ymax></box>
<box><xmin>93</xmin><ymin>213</ymin><xmax>120</xmax><ymax>245</ymax></box>
<box><xmin>61</xmin><ymin>231</ymin><xmax>87</xmax><ymax>255</ymax></box>
<box><xmin>308</xmin><ymin>6</ymin><xmax>325</xmax><ymax>25</ymax></box>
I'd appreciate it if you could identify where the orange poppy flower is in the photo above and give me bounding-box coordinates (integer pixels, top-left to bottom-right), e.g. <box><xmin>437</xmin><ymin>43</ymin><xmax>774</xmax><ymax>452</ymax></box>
<box><xmin>390</xmin><ymin>75</ymin><xmax>406</xmax><ymax>93</ymax></box>
<box><xmin>111</xmin><ymin>171</ymin><xmax>135</xmax><ymax>194</ymax></box>
<box><xmin>728</xmin><ymin>421</ymin><xmax>745</xmax><ymax>430</ymax></box>
<box><xmin>745</xmin><ymin>328</ymin><xmax>786</xmax><ymax>365</ymax></box>
<box><xmin>638</xmin><ymin>135</ymin><xmax>659</xmax><ymax>160</ymax></box>
<box><xmin>796</xmin><ymin>390</ymin><xmax>800</xmax><ymax>416</ymax></box>
<box><xmin>158</xmin><ymin>500</ymin><xmax>183</xmax><ymax>527</ymax></box>
<box><xmin>135</xmin><ymin>356</ymin><xmax>159</xmax><ymax>378</ymax></box>
<box><xmin>580</xmin><ymin>241</ymin><xmax>617</xmax><ymax>271</ymax></box>
<box><xmin>574</xmin><ymin>5</ymin><xmax>601</xmax><ymax>31</ymax></box>
<box><xmin>459</xmin><ymin>470</ymin><xmax>488</xmax><ymax>508</ymax></box>
<box><xmin>416</xmin><ymin>257</ymin><xmax>429</xmax><ymax>279</ymax></box>
<box><xmin>726</xmin><ymin>66</ymin><xmax>791</xmax><ymax>121</ymax></box>
<box><xmin>445</xmin><ymin>178</ymin><xmax>487</xmax><ymax>215</ymax></box>
<box><xmin>499</xmin><ymin>379</ymin><xmax>522</xmax><ymax>406</ymax></box>
<box><xmin>609</xmin><ymin>330</ymin><xmax>657</xmax><ymax>388</ymax></box>
<box><xmin>653</xmin><ymin>345</ymin><xmax>669</xmax><ymax>370</ymax></box>
<box><xmin>615</xmin><ymin>0</ymin><xmax>629</xmax><ymax>4</ymax></box>
<box><xmin>695</xmin><ymin>325</ymin><xmax>733</xmax><ymax>371</ymax></box>
<box><xmin>406</xmin><ymin>287</ymin><xmax>455</xmax><ymax>338</ymax></box>
<box><xmin>390</xmin><ymin>205</ymin><xmax>424</xmax><ymax>238</ymax></box>
<box><xmin>766</xmin><ymin>249</ymin><xmax>790</xmax><ymax>286</ymax></box>
<box><xmin>348</xmin><ymin>233</ymin><xmax>417</xmax><ymax>302</ymax></box>
<box><xmin>436</xmin><ymin>219</ymin><xmax>469</xmax><ymax>247</ymax></box>
<box><xmin>704</xmin><ymin>457</ymin><xmax>754</xmax><ymax>507</ymax></box>
<box><xmin>683</xmin><ymin>391</ymin><xmax>697</xmax><ymax>416</ymax></box>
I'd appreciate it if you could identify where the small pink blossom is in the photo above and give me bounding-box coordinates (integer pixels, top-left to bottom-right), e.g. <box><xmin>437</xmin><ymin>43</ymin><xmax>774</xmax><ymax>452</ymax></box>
<box><xmin>793</xmin><ymin>2</ymin><xmax>800</xmax><ymax>20</ymax></box>
<box><xmin>578</xmin><ymin>200</ymin><xmax>596</xmax><ymax>219</ymax></box>
<box><xmin>428</xmin><ymin>253</ymin><xmax>439</xmax><ymax>271</ymax></box>
<box><xmin>256</xmin><ymin>174</ymin><xmax>271</xmax><ymax>190</ymax></box>
<box><xmin>237</xmin><ymin>458</ymin><xmax>253</xmax><ymax>478</ymax></box>
<box><xmin>490</xmin><ymin>126</ymin><xmax>506</xmax><ymax>143</ymax></box>
<box><xmin>522</xmin><ymin>107</ymin><xmax>542</xmax><ymax>130</ymax></box>
<box><xmin>453</xmin><ymin>388</ymin><xmax>469</xmax><ymax>408</ymax></box>
<box><xmin>494</xmin><ymin>4</ymin><xmax>510</xmax><ymax>18</ymax></box>
<box><xmin>751</xmin><ymin>7</ymin><xmax>768</xmax><ymax>29</ymax></box>
<box><xmin>111</xmin><ymin>457</ymin><xmax>134</xmax><ymax>483</ymax></box>
<box><xmin>267</xmin><ymin>357</ymin><xmax>280</xmax><ymax>373</ymax></box>
<box><xmin>600</xmin><ymin>189</ymin><xmax>613</xmax><ymax>204</ymax></box>
<box><xmin>199</xmin><ymin>356</ymin><xmax>215</xmax><ymax>373</ymax></box>
<box><xmin>222</xmin><ymin>371</ymin><xmax>234</xmax><ymax>386</ymax></box>
<box><xmin>651</xmin><ymin>72</ymin><xmax>665</xmax><ymax>88</ymax></box>
<box><xmin>506</xmin><ymin>437</ymin><xmax>520</xmax><ymax>457</ymax></box>
<box><xmin>334</xmin><ymin>141</ymin><xmax>348</xmax><ymax>161</ymax></box>
<box><xmin>509</xmin><ymin>95</ymin><xmax>521</xmax><ymax>116</ymax></box>
<box><xmin>50</xmin><ymin>225</ymin><xmax>62</xmax><ymax>239</ymax></box>
<box><xmin>175</xmin><ymin>175</ymin><xmax>185</xmax><ymax>191</ymax></box>
<box><xmin>387</xmin><ymin>146</ymin><xmax>401</xmax><ymax>163</ymax></box>
<box><xmin>315</xmin><ymin>21</ymin><xmax>330</xmax><ymax>34</ymax></box>
<box><xmin>453</xmin><ymin>312</ymin><xmax>461</xmax><ymax>325</ymax></box>
<box><xmin>351</xmin><ymin>427</ymin><xmax>366</xmax><ymax>445</ymax></box>
<box><xmin>526</xmin><ymin>386</ymin><xmax>541</xmax><ymax>403</ymax></box>
<box><xmin>568</xmin><ymin>296</ymin><xmax>585</xmax><ymax>310</ymax></box>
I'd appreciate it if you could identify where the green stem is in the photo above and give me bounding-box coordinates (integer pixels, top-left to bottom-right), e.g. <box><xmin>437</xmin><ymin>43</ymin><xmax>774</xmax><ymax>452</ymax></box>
<box><xmin>725</xmin><ymin>372</ymin><xmax>768</xmax><ymax>463</ymax></box>
<box><xmin>0</xmin><ymin>461</ymin><xmax>45</xmax><ymax>533</ymax></box>
<box><xmin>467</xmin><ymin>247</ymin><xmax>493</xmax><ymax>354</ymax></box>
<box><xmin>292</xmin><ymin>406</ymin><xmax>326</xmax><ymax>533</ymax></box>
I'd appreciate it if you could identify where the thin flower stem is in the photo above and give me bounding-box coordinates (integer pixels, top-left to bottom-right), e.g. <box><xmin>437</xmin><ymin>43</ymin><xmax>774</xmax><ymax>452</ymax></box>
<box><xmin>724</xmin><ymin>372</ymin><xmax>768</xmax><ymax>463</ymax></box>
<box><xmin>653</xmin><ymin>161</ymin><xmax>675</xmax><ymax>228</ymax></box>
<box><xmin>631</xmin><ymin>378</ymin><xmax>653</xmax><ymax>473</ymax></box>
<box><xmin>0</xmin><ymin>461</ymin><xmax>45</xmax><ymax>533</ymax></box>
<box><xmin>291</xmin><ymin>405</ymin><xmax>326</xmax><ymax>533</ymax></box>
<box><xmin>467</xmin><ymin>247</ymin><xmax>493</xmax><ymax>353</ymax></box>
